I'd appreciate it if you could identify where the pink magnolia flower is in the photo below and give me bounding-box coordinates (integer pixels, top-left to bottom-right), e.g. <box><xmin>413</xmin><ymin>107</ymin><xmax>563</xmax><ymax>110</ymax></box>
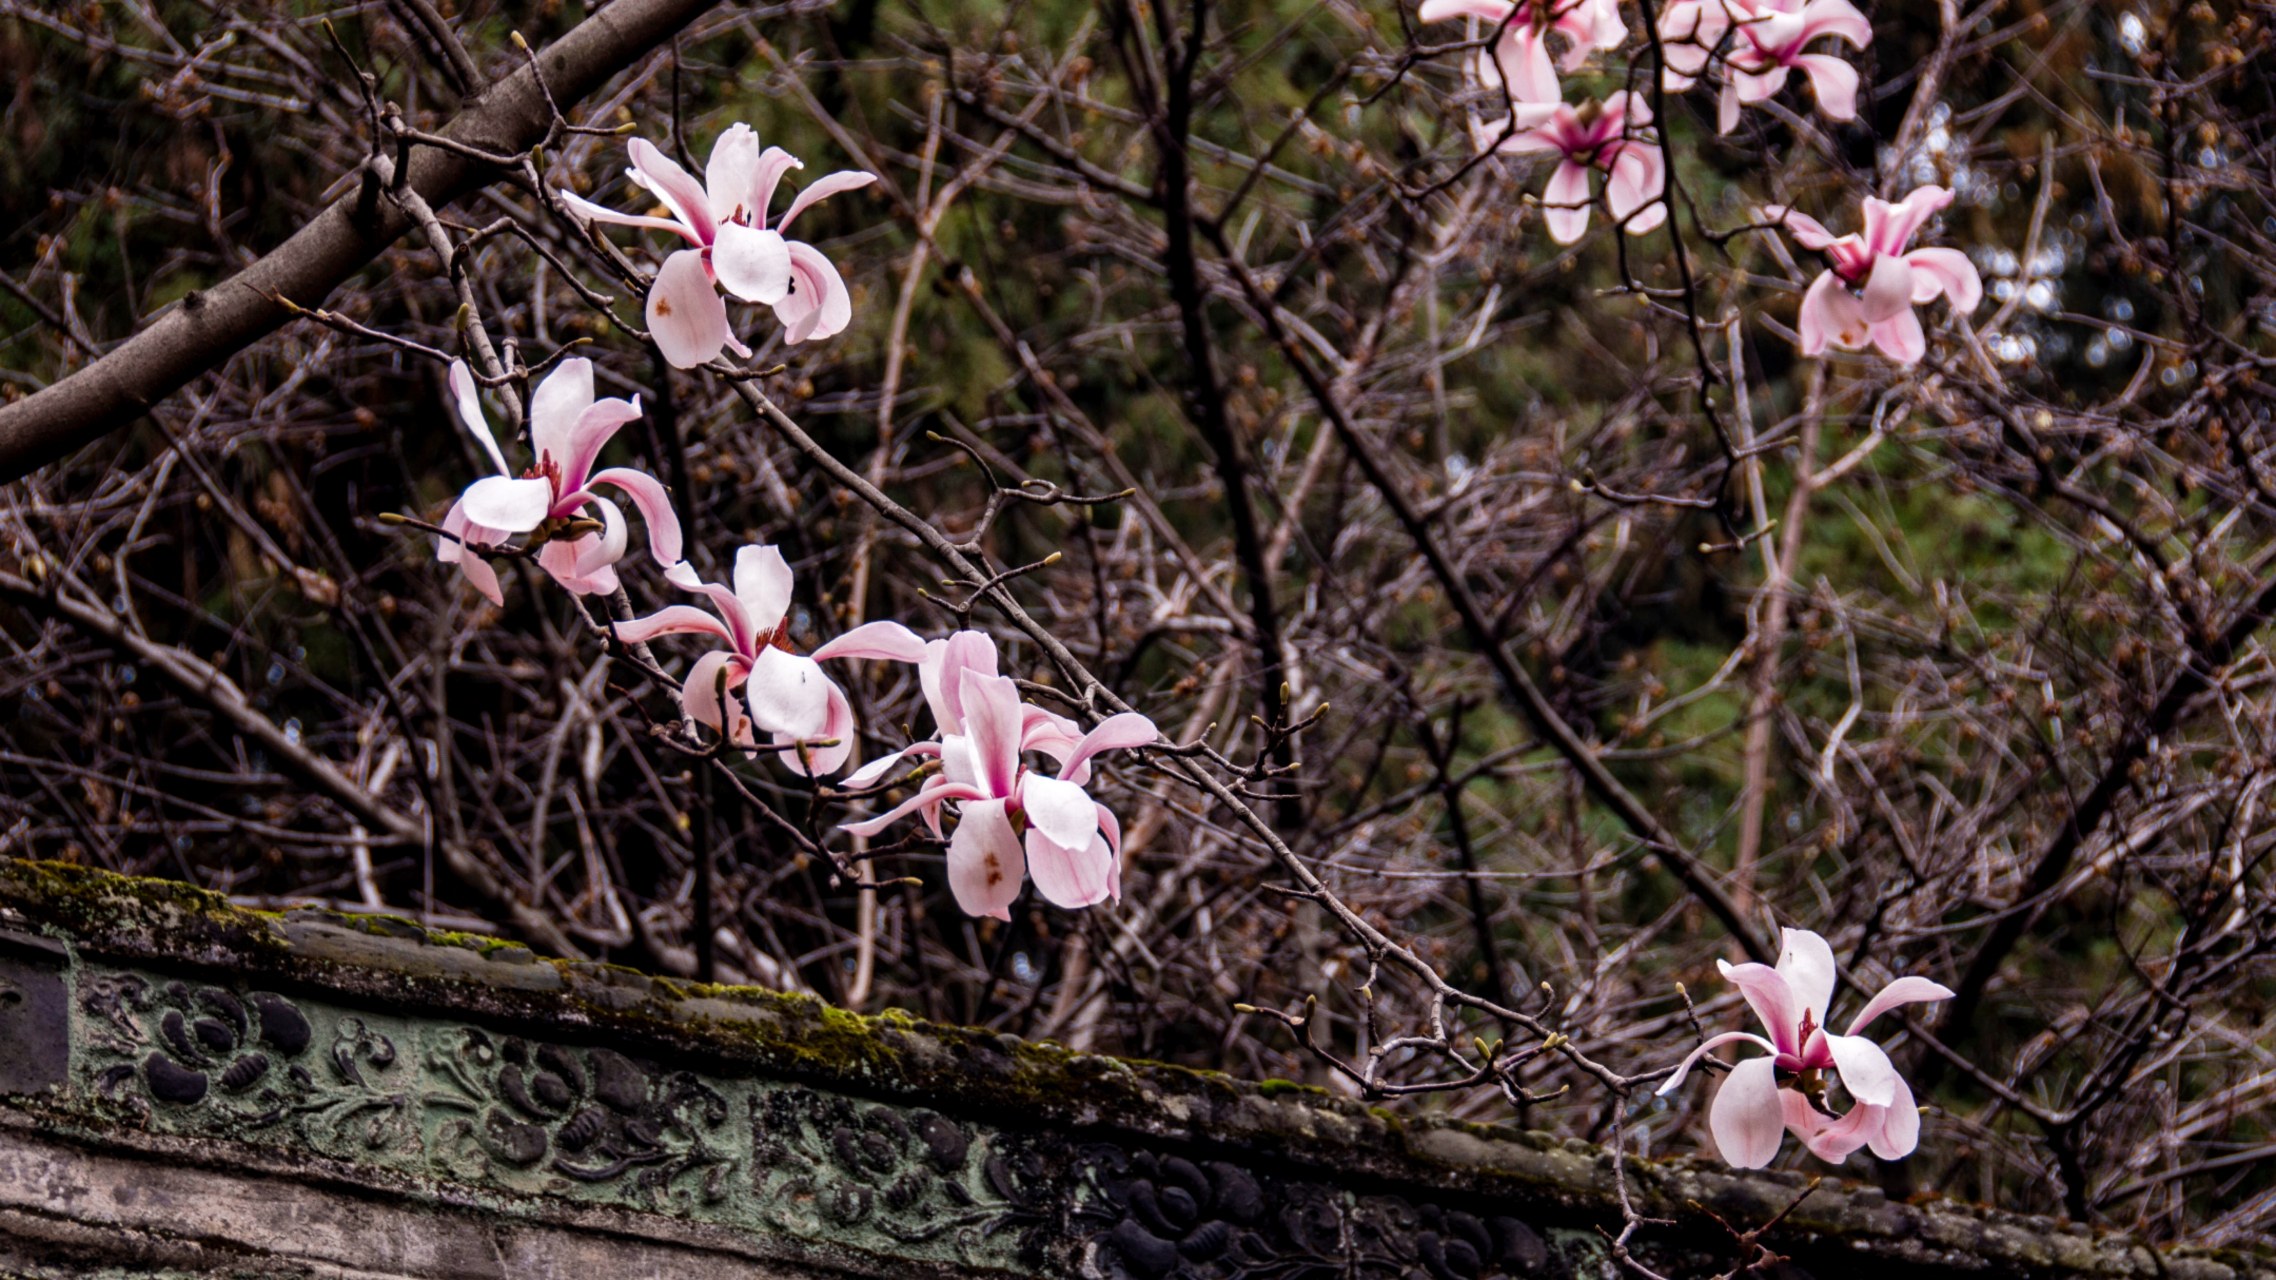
<box><xmin>1476</xmin><ymin>92</ymin><xmax>1665</xmax><ymax>244</ymax></box>
<box><xmin>436</xmin><ymin>358</ymin><xmax>682</xmax><ymax>606</ymax></box>
<box><xmin>1656</xmin><ymin>0</ymin><xmax>1870</xmax><ymax>134</ymax></box>
<box><xmin>1764</xmin><ymin>185</ymin><xmax>1983</xmax><ymax>364</ymax></box>
<box><xmin>812</xmin><ymin>623</ymin><xmax>1159</xmax><ymax>919</ymax></box>
<box><xmin>560</xmin><ymin>127</ymin><xmax>874</xmax><ymax>367</ymax></box>
<box><xmin>1656</xmin><ymin>928</ymin><xmax>1953</xmax><ymax>1168</ymax></box>
<box><xmin>611</xmin><ymin>545</ymin><xmax>857</xmax><ymax>776</ymax></box>
<box><xmin>1421</xmin><ymin>0</ymin><xmax>1627</xmax><ymax>105</ymax></box>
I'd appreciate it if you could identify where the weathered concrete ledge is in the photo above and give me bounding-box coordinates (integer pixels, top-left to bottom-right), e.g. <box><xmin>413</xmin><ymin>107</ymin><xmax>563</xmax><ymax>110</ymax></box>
<box><xmin>0</xmin><ymin>860</ymin><xmax>2263</xmax><ymax>1279</ymax></box>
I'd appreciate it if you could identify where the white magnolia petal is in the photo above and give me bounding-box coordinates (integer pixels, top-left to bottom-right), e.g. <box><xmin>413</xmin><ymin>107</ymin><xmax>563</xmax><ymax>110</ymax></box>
<box><xmin>456</xmin><ymin>552</ymin><xmax>504</xmax><ymax>606</ymax></box>
<box><xmin>939</xmin><ymin>734</ymin><xmax>978</xmax><ymax>788</ymax></box>
<box><xmin>1825</xmin><ymin>1033</ymin><xmax>1901</xmax><ymax>1108</ymax></box>
<box><xmin>1795</xmin><ymin>1094</ymin><xmax>1881</xmax><ymax>1163</ymax></box>
<box><xmin>733</xmin><ymin>544</ymin><xmax>796</xmax><ymax>633</ymax></box>
<box><xmin>1542</xmin><ymin>159</ymin><xmax>1593</xmax><ymax>245</ymax></box>
<box><xmin>1719</xmin><ymin>958</ymin><xmax>1807</xmax><ymax>1058</ymax></box>
<box><xmin>1902</xmin><ymin>247</ymin><xmax>1982</xmax><ymax>313</ymax></box>
<box><xmin>679</xmin><ymin>650</ymin><xmax>752</xmax><ymax>739</ymax></box>
<box><xmin>812</xmin><ymin>621</ymin><xmax>931</xmax><ymax>664</ymax></box>
<box><xmin>928</xmin><ymin>631</ymin><xmax>999</xmax><ymax>732</ymax></box>
<box><xmin>627</xmin><ymin>137</ymin><xmax>715</xmax><ymax>242</ymax></box>
<box><xmin>745</xmin><ymin>646</ymin><xmax>833</xmax><ymax>739</ymax></box>
<box><xmin>1707</xmin><ymin>1058</ymin><xmax>1788</xmax><ymax>1169</ymax></box>
<box><xmin>1794</xmin><ymin>52</ymin><xmax>1860</xmax><ymax>121</ymax></box>
<box><xmin>573</xmin><ymin>496</ymin><xmax>629</xmax><ymax>576</ymax></box>
<box><xmin>1760</xmin><ymin>205</ymin><xmax>1840</xmax><ymax>249</ymax></box>
<box><xmin>447</xmin><ymin>361</ymin><xmax>511</xmax><ymax>475</ymax></box>
<box><xmin>1655</xmin><ymin>1031</ymin><xmax>1781</xmax><ymax>1095</ymax></box>
<box><xmin>958</xmin><ymin>670</ymin><xmax>1026</xmax><ymax>799</ymax></box>
<box><xmin>705</xmin><ymin>123</ymin><xmax>762</xmax><ymax>226</ymax></box>
<box><xmin>535</xmin><ymin>536</ymin><xmax>617</xmax><ymax>597</ymax></box>
<box><xmin>946</xmin><ymin>798</ymin><xmax>1026</xmax><ymax>920</ymax></box>
<box><xmin>778</xmin><ymin>683</ymin><xmax>856</xmax><ymax>777</ymax></box>
<box><xmin>1866</xmin><ymin>1074</ymin><xmax>1922</xmax><ymax>1160</ymax></box>
<box><xmin>1023</xmin><ymin>828</ymin><xmax>1115</xmax><ymax>909</ymax></box>
<box><xmin>1859</xmin><ymin>252</ymin><xmax>1917</xmax><ymax>323</ymax></box>
<box><xmin>1868</xmin><ymin>307</ymin><xmax>1927</xmax><ymax>364</ymax></box>
<box><xmin>842</xmin><ymin>741</ymin><xmax>941</xmax><ymax>790</ymax></box>
<box><xmin>1019</xmin><ymin>773</ymin><xmax>1100</xmax><ymax>853</ymax></box>
<box><xmin>840</xmin><ymin>778</ymin><xmax>977</xmax><ymax>838</ymax></box>
<box><xmin>774</xmin><ymin>241</ymin><xmax>855</xmax><ymax>343</ymax></box>
<box><xmin>1776</xmin><ymin>928</ymin><xmax>1840</xmax><ymax>1031</ymax></box>
<box><xmin>611</xmin><ymin>604</ymin><xmax>736</xmax><ymax>648</ymax></box>
<box><xmin>1058</xmin><ymin>711</ymin><xmax>1161</xmax><ymax>787</ymax></box>
<box><xmin>713</xmin><ymin>221</ymin><xmax>793</xmax><ymax>304</ymax></box>
<box><xmin>460</xmin><ymin>476</ymin><xmax>555</xmax><ymax>532</ymax></box>
<box><xmin>776</xmin><ymin>170</ymin><xmax>877</xmax><ymax>237</ymax></box>
<box><xmin>529</xmin><ymin>357</ymin><xmax>596</xmax><ymax>469</ymax></box>
<box><xmin>1845</xmin><ymin>974</ymin><xmax>1956</xmax><ymax>1036</ymax></box>
<box><xmin>647</xmin><ymin>249</ymin><xmax>734</xmax><ymax>369</ymax></box>
<box><xmin>555</xmin><ymin>396</ymin><xmax>643</xmax><ymax>496</ymax></box>
<box><xmin>1798</xmin><ymin>270</ymin><xmax>1870</xmax><ymax>354</ymax></box>
<box><xmin>555</xmin><ymin>188</ymin><xmax>698</xmax><ymax>240</ymax></box>
<box><xmin>586</xmin><ymin>467</ymin><xmax>684</xmax><ymax>567</ymax></box>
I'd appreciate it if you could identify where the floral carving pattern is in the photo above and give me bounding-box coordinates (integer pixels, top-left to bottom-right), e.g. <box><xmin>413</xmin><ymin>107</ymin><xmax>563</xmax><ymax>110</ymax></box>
<box><xmin>84</xmin><ymin>976</ymin><xmax>307</xmax><ymax>1108</ymax></box>
<box><xmin>748</xmin><ymin>1086</ymin><xmax>1046</xmax><ymax>1268</ymax></box>
<box><xmin>1078</xmin><ymin>1148</ymin><xmax>1552</xmax><ymax>1280</ymax></box>
<box><xmin>423</xmin><ymin>1028</ymin><xmax>735</xmax><ymax>1207</ymax></box>
<box><xmin>80</xmin><ymin>975</ymin><xmax>416</xmax><ymax>1155</ymax></box>
<box><xmin>57</xmin><ymin>963</ymin><xmax>1565</xmax><ymax>1280</ymax></box>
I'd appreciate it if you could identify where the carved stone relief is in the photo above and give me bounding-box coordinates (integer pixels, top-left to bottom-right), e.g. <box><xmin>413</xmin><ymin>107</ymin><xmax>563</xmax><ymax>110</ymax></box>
<box><xmin>748</xmin><ymin>1084</ymin><xmax>1047</xmax><ymax>1270</ymax></box>
<box><xmin>1074</xmin><ymin>1147</ymin><xmax>1561</xmax><ymax>1280</ymax></box>
<box><xmin>77</xmin><ymin>971</ymin><xmax>420</xmax><ymax>1161</ymax></box>
<box><xmin>422</xmin><ymin>1026</ymin><xmax>739</xmax><ymax>1210</ymax></box>
<box><xmin>43</xmin><ymin>958</ymin><xmax>1582</xmax><ymax>1279</ymax></box>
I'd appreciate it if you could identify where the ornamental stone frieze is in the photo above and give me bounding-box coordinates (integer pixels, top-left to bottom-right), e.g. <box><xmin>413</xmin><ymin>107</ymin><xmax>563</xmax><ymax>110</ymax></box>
<box><xmin>0</xmin><ymin>860</ymin><xmax>2262</xmax><ymax>1280</ymax></box>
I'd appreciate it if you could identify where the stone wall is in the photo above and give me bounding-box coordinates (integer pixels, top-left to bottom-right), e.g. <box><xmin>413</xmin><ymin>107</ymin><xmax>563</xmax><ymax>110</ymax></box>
<box><xmin>0</xmin><ymin>861</ymin><xmax>2264</xmax><ymax>1280</ymax></box>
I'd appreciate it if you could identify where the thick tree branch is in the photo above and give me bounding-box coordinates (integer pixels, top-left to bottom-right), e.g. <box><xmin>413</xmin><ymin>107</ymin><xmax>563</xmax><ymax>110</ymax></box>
<box><xmin>0</xmin><ymin>0</ymin><xmax>721</xmax><ymax>483</ymax></box>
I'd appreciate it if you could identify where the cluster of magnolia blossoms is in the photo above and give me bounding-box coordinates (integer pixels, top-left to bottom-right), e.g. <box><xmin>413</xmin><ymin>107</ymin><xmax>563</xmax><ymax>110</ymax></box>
<box><xmin>1426</xmin><ymin>0</ymin><xmax>1664</xmax><ymax>244</ymax></box>
<box><xmin>606</xmin><ymin>561</ymin><xmax>1163</xmax><ymax>917</ymax></box>
<box><xmin>1422</xmin><ymin>0</ymin><xmax>1982</xmax><ymax>366</ymax></box>
<box><xmin>1657</xmin><ymin>928</ymin><xmax>1953</xmax><ymax>1166</ymax></box>
<box><xmin>1418</xmin><ymin>0</ymin><xmax>1873</xmax><ymax>234</ymax></box>
<box><xmin>1657</xmin><ymin>0</ymin><xmax>1873</xmax><ymax>134</ymax></box>
<box><xmin>429</xmin><ymin>357</ymin><xmax>1161</xmax><ymax>918</ymax></box>
<box><xmin>808</xmin><ymin>624</ymin><xmax>1161</xmax><ymax>920</ymax></box>
<box><xmin>561</xmin><ymin>125</ymin><xmax>874</xmax><ymax>368</ymax></box>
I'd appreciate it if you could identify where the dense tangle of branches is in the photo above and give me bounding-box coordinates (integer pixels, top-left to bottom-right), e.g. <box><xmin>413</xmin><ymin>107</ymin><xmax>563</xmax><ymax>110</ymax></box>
<box><xmin>3</xmin><ymin>0</ymin><xmax>2275</xmax><ymax>1251</ymax></box>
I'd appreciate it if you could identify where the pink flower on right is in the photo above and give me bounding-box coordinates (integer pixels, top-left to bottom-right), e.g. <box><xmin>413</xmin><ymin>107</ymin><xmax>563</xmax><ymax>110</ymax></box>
<box><xmin>1763</xmin><ymin>185</ymin><xmax>1983</xmax><ymax>364</ymax></box>
<box><xmin>1657</xmin><ymin>927</ymin><xmax>1953</xmax><ymax>1167</ymax></box>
